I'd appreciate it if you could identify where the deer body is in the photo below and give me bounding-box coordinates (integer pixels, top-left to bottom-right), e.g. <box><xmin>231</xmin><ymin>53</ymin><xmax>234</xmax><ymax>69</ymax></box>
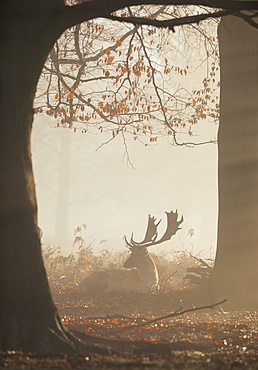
<box><xmin>77</xmin><ymin>247</ymin><xmax>158</xmax><ymax>295</ymax></box>
<box><xmin>77</xmin><ymin>211</ymin><xmax>183</xmax><ymax>296</ymax></box>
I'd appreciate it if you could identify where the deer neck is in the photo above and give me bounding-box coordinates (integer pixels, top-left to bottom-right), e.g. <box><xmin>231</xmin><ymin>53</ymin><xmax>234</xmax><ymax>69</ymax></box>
<box><xmin>137</xmin><ymin>253</ymin><xmax>158</xmax><ymax>286</ymax></box>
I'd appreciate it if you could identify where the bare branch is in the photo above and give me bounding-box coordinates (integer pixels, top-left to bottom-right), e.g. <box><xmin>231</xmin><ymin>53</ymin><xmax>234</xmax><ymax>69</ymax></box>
<box><xmin>234</xmin><ymin>10</ymin><xmax>258</xmax><ymax>28</ymax></box>
<box><xmin>108</xmin><ymin>10</ymin><xmax>229</xmax><ymax>31</ymax></box>
<box><xmin>117</xmin><ymin>299</ymin><xmax>227</xmax><ymax>330</ymax></box>
<box><xmin>59</xmin><ymin>0</ymin><xmax>258</xmax><ymax>31</ymax></box>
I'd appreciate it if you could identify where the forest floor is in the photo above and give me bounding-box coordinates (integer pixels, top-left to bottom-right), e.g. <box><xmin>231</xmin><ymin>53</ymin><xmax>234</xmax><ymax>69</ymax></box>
<box><xmin>1</xmin><ymin>282</ymin><xmax>258</xmax><ymax>369</ymax></box>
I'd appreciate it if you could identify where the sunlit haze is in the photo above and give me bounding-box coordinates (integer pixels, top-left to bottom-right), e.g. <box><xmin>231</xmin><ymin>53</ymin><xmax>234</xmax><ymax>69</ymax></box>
<box><xmin>32</xmin><ymin>115</ymin><xmax>218</xmax><ymax>258</ymax></box>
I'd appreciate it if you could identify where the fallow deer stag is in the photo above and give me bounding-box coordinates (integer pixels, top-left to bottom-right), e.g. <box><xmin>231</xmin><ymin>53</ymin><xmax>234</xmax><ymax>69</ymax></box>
<box><xmin>77</xmin><ymin>210</ymin><xmax>183</xmax><ymax>295</ymax></box>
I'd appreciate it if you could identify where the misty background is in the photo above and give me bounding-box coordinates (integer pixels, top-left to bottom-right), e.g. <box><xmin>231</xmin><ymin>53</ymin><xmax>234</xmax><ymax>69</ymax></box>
<box><xmin>32</xmin><ymin>114</ymin><xmax>218</xmax><ymax>258</ymax></box>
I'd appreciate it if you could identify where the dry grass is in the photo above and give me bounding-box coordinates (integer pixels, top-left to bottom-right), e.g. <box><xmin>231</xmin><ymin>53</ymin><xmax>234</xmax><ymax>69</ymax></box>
<box><xmin>42</xmin><ymin>238</ymin><xmax>213</xmax><ymax>292</ymax></box>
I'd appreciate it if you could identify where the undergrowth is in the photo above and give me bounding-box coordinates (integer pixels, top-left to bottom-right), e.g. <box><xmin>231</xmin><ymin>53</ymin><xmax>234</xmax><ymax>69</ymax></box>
<box><xmin>42</xmin><ymin>226</ymin><xmax>213</xmax><ymax>292</ymax></box>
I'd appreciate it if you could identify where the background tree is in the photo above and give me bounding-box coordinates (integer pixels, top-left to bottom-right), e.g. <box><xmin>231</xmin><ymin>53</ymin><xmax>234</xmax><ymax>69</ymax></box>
<box><xmin>1</xmin><ymin>0</ymin><xmax>258</xmax><ymax>353</ymax></box>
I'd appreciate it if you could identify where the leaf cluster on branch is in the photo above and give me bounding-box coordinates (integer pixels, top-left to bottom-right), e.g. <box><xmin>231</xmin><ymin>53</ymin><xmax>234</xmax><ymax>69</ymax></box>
<box><xmin>36</xmin><ymin>4</ymin><xmax>221</xmax><ymax>147</ymax></box>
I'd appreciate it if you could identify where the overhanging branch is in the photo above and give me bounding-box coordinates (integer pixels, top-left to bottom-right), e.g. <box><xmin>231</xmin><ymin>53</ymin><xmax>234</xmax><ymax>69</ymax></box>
<box><xmin>108</xmin><ymin>9</ymin><xmax>229</xmax><ymax>30</ymax></box>
<box><xmin>60</xmin><ymin>0</ymin><xmax>258</xmax><ymax>31</ymax></box>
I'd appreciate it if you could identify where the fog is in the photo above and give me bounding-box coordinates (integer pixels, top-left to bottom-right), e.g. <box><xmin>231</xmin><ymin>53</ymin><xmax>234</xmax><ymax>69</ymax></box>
<box><xmin>32</xmin><ymin>115</ymin><xmax>218</xmax><ymax>258</ymax></box>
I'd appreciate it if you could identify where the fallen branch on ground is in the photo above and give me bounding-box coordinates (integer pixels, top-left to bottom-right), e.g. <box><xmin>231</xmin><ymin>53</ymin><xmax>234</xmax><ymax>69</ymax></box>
<box><xmin>116</xmin><ymin>299</ymin><xmax>227</xmax><ymax>330</ymax></box>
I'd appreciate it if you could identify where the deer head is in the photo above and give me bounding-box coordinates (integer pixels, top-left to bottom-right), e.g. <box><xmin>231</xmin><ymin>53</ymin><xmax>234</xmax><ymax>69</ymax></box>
<box><xmin>123</xmin><ymin>245</ymin><xmax>149</xmax><ymax>269</ymax></box>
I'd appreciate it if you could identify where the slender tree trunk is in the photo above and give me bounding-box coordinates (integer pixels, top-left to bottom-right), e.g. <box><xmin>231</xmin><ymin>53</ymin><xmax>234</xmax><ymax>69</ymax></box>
<box><xmin>55</xmin><ymin>132</ymin><xmax>71</xmax><ymax>248</ymax></box>
<box><xmin>0</xmin><ymin>4</ymin><xmax>81</xmax><ymax>352</ymax></box>
<box><xmin>211</xmin><ymin>16</ymin><xmax>258</xmax><ymax>309</ymax></box>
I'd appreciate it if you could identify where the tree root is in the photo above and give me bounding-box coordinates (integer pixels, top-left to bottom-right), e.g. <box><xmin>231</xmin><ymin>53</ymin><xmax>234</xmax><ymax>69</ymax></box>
<box><xmin>70</xmin><ymin>328</ymin><xmax>210</xmax><ymax>354</ymax></box>
<box><xmin>0</xmin><ymin>311</ymin><xmax>112</xmax><ymax>354</ymax></box>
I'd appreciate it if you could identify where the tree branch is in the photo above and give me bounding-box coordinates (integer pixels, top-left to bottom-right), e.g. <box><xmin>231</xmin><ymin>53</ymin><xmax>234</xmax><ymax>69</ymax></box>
<box><xmin>109</xmin><ymin>10</ymin><xmax>229</xmax><ymax>31</ymax></box>
<box><xmin>117</xmin><ymin>299</ymin><xmax>227</xmax><ymax>330</ymax></box>
<box><xmin>234</xmin><ymin>10</ymin><xmax>258</xmax><ymax>29</ymax></box>
<box><xmin>59</xmin><ymin>0</ymin><xmax>258</xmax><ymax>31</ymax></box>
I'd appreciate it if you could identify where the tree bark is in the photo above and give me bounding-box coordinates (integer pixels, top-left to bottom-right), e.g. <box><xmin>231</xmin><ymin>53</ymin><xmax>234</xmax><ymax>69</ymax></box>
<box><xmin>210</xmin><ymin>15</ymin><xmax>258</xmax><ymax>309</ymax></box>
<box><xmin>0</xmin><ymin>1</ymin><xmax>82</xmax><ymax>352</ymax></box>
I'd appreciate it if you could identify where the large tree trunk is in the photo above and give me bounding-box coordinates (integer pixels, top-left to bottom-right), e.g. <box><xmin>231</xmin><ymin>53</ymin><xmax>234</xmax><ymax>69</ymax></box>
<box><xmin>210</xmin><ymin>16</ymin><xmax>258</xmax><ymax>309</ymax></box>
<box><xmin>0</xmin><ymin>3</ymin><xmax>82</xmax><ymax>352</ymax></box>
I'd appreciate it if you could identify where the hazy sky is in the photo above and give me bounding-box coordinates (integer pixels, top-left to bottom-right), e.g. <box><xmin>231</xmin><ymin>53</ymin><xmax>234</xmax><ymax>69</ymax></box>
<box><xmin>32</xmin><ymin>115</ymin><xmax>218</xmax><ymax>258</ymax></box>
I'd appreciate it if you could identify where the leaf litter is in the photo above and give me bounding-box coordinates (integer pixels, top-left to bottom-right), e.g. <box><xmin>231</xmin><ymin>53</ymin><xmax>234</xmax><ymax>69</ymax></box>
<box><xmin>2</xmin><ymin>282</ymin><xmax>257</xmax><ymax>369</ymax></box>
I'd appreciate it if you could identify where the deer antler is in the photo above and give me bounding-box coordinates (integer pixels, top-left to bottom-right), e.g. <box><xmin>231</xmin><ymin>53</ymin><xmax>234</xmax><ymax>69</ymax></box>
<box><xmin>156</xmin><ymin>210</ymin><xmax>184</xmax><ymax>244</ymax></box>
<box><xmin>125</xmin><ymin>210</ymin><xmax>183</xmax><ymax>248</ymax></box>
<box><xmin>125</xmin><ymin>215</ymin><xmax>161</xmax><ymax>247</ymax></box>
